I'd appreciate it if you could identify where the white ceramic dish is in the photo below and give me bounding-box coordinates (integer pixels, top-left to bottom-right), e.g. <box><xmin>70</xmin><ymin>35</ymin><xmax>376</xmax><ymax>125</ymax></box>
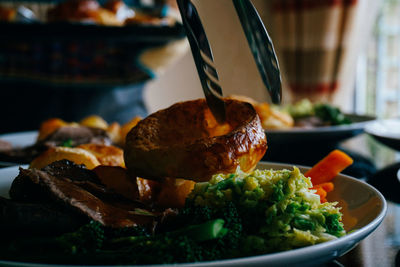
<box><xmin>0</xmin><ymin>131</ymin><xmax>37</xmax><ymax>147</ymax></box>
<box><xmin>0</xmin><ymin>131</ymin><xmax>37</xmax><ymax>167</ymax></box>
<box><xmin>397</xmin><ymin>167</ymin><xmax>400</xmax><ymax>183</ymax></box>
<box><xmin>266</xmin><ymin>114</ymin><xmax>375</xmax><ymax>146</ymax></box>
<box><xmin>0</xmin><ymin>162</ymin><xmax>387</xmax><ymax>267</ymax></box>
<box><xmin>364</xmin><ymin>118</ymin><xmax>400</xmax><ymax>151</ymax></box>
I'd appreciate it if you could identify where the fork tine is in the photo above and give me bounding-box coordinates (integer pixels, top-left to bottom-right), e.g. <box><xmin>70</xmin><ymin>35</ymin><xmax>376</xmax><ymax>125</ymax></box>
<box><xmin>204</xmin><ymin>69</ymin><xmax>222</xmax><ymax>91</ymax></box>
<box><xmin>177</xmin><ymin>0</ymin><xmax>226</xmax><ymax>123</ymax></box>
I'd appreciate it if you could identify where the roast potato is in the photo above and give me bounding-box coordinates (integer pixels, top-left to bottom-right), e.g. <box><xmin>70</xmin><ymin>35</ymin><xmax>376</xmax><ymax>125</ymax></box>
<box><xmin>79</xmin><ymin>115</ymin><xmax>109</xmax><ymax>130</ymax></box>
<box><xmin>93</xmin><ymin>165</ymin><xmax>139</xmax><ymax>200</ymax></box>
<box><xmin>77</xmin><ymin>143</ymin><xmax>125</xmax><ymax>167</ymax></box>
<box><xmin>124</xmin><ymin>98</ymin><xmax>267</xmax><ymax>182</ymax></box>
<box><xmin>30</xmin><ymin>147</ymin><xmax>100</xmax><ymax>170</ymax></box>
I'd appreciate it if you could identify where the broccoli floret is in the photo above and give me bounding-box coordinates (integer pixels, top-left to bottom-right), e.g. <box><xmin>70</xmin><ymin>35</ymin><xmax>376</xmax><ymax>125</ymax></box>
<box><xmin>56</xmin><ymin>220</ymin><xmax>105</xmax><ymax>254</ymax></box>
<box><xmin>102</xmin><ymin>203</ymin><xmax>244</xmax><ymax>264</ymax></box>
<box><xmin>103</xmin><ymin>218</ymin><xmax>231</xmax><ymax>264</ymax></box>
<box><xmin>323</xmin><ymin>213</ymin><xmax>345</xmax><ymax>236</ymax></box>
<box><xmin>176</xmin><ymin>202</ymin><xmax>243</xmax><ymax>261</ymax></box>
<box><xmin>104</xmin><ymin>225</ymin><xmax>149</xmax><ymax>240</ymax></box>
<box><xmin>106</xmin><ymin>234</ymin><xmax>204</xmax><ymax>264</ymax></box>
<box><xmin>314</xmin><ymin>104</ymin><xmax>351</xmax><ymax>125</ymax></box>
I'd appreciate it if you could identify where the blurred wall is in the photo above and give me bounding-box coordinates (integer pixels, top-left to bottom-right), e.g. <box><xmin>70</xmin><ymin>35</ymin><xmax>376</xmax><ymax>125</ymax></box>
<box><xmin>145</xmin><ymin>0</ymin><xmax>275</xmax><ymax>113</ymax></box>
<box><xmin>144</xmin><ymin>0</ymin><xmax>381</xmax><ymax>114</ymax></box>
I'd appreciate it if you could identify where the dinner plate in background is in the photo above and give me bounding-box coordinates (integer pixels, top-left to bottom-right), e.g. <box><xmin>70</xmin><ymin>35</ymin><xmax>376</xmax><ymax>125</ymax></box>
<box><xmin>0</xmin><ymin>162</ymin><xmax>387</xmax><ymax>267</ymax></box>
<box><xmin>0</xmin><ymin>131</ymin><xmax>37</xmax><ymax>147</ymax></box>
<box><xmin>263</xmin><ymin>114</ymin><xmax>376</xmax><ymax>173</ymax></box>
<box><xmin>266</xmin><ymin>114</ymin><xmax>375</xmax><ymax>149</ymax></box>
<box><xmin>364</xmin><ymin>118</ymin><xmax>400</xmax><ymax>151</ymax></box>
<box><xmin>397</xmin><ymin>167</ymin><xmax>400</xmax><ymax>183</ymax></box>
<box><xmin>0</xmin><ymin>131</ymin><xmax>37</xmax><ymax>167</ymax></box>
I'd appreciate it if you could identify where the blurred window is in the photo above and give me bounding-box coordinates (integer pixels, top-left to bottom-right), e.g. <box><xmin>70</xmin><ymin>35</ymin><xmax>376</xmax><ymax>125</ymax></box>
<box><xmin>356</xmin><ymin>0</ymin><xmax>400</xmax><ymax>118</ymax></box>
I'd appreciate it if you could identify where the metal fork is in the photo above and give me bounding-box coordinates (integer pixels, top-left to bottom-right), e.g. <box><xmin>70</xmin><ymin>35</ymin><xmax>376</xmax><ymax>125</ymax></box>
<box><xmin>233</xmin><ymin>0</ymin><xmax>282</xmax><ymax>104</ymax></box>
<box><xmin>177</xmin><ymin>0</ymin><xmax>226</xmax><ymax>123</ymax></box>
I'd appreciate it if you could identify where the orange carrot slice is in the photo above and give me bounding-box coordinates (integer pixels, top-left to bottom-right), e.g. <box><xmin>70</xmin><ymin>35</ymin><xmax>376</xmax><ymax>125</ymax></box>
<box><xmin>313</xmin><ymin>182</ymin><xmax>334</xmax><ymax>193</ymax></box>
<box><xmin>314</xmin><ymin>187</ymin><xmax>327</xmax><ymax>203</ymax></box>
<box><xmin>305</xmin><ymin>149</ymin><xmax>353</xmax><ymax>186</ymax></box>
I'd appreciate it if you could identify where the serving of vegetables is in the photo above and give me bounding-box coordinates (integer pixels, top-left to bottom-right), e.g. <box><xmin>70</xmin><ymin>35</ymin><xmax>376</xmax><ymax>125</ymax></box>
<box><xmin>0</xmin><ymin>150</ymin><xmax>352</xmax><ymax>265</ymax></box>
<box><xmin>283</xmin><ymin>99</ymin><xmax>352</xmax><ymax>127</ymax></box>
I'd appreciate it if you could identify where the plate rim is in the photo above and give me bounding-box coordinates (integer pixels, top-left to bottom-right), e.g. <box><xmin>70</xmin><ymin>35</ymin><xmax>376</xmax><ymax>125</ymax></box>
<box><xmin>266</xmin><ymin>113</ymin><xmax>376</xmax><ymax>135</ymax></box>
<box><xmin>364</xmin><ymin>118</ymin><xmax>400</xmax><ymax>139</ymax></box>
<box><xmin>0</xmin><ymin>161</ymin><xmax>387</xmax><ymax>267</ymax></box>
<box><xmin>0</xmin><ymin>130</ymin><xmax>37</xmax><ymax>144</ymax></box>
<box><xmin>0</xmin><ymin>131</ymin><xmax>38</xmax><ymax>167</ymax></box>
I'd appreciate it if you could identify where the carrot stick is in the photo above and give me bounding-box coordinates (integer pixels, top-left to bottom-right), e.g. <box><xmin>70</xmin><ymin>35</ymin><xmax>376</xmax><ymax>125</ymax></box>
<box><xmin>305</xmin><ymin>149</ymin><xmax>353</xmax><ymax>186</ymax></box>
<box><xmin>314</xmin><ymin>187</ymin><xmax>327</xmax><ymax>203</ymax></box>
<box><xmin>313</xmin><ymin>182</ymin><xmax>334</xmax><ymax>193</ymax></box>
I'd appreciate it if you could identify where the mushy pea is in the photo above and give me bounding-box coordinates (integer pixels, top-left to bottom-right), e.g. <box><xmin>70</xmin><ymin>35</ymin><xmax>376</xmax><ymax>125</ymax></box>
<box><xmin>187</xmin><ymin>167</ymin><xmax>345</xmax><ymax>253</ymax></box>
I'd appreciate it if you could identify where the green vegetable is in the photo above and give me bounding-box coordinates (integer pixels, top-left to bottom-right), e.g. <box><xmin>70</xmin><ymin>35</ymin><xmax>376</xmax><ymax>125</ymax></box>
<box><xmin>170</xmin><ymin>218</ymin><xmax>228</xmax><ymax>241</ymax></box>
<box><xmin>314</xmin><ymin>104</ymin><xmax>352</xmax><ymax>125</ymax></box>
<box><xmin>283</xmin><ymin>99</ymin><xmax>351</xmax><ymax>125</ymax></box>
<box><xmin>0</xmin><ymin>168</ymin><xmax>345</xmax><ymax>264</ymax></box>
<box><xmin>188</xmin><ymin>167</ymin><xmax>345</xmax><ymax>253</ymax></box>
<box><xmin>285</xmin><ymin>98</ymin><xmax>315</xmax><ymax>118</ymax></box>
<box><xmin>55</xmin><ymin>220</ymin><xmax>105</xmax><ymax>254</ymax></box>
<box><xmin>61</xmin><ymin>139</ymin><xmax>73</xmax><ymax>147</ymax></box>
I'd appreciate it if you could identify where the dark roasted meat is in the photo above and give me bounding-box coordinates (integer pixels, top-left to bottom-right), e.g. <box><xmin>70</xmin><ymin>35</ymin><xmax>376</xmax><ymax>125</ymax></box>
<box><xmin>0</xmin><ymin>126</ymin><xmax>112</xmax><ymax>164</ymax></box>
<box><xmin>0</xmin><ymin>196</ymin><xmax>87</xmax><ymax>236</ymax></box>
<box><xmin>8</xmin><ymin>160</ymin><xmax>155</xmax><ymax>229</ymax></box>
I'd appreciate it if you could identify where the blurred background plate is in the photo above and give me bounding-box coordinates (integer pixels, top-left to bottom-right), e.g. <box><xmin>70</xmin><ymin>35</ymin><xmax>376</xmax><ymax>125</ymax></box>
<box><xmin>0</xmin><ymin>131</ymin><xmax>37</xmax><ymax>167</ymax></box>
<box><xmin>263</xmin><ymin>114</ymin><xmax>376</xmax><ymax>178</ymax></box>
<box><xmin>266</xmin><ymin>114</ymin><xmax>375</xmax><ymax>146</ymax></box>
<box><xmin>364</xmin><ymin>118</ymin><xmax>400</xmax><ymax>151</ymax></box>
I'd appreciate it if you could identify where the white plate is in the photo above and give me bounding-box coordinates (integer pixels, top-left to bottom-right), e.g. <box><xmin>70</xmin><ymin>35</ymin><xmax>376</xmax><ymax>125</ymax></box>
<box><xmin>266</xmin><ymin>114</ymin><xmax>375</xmax><ymax>146</ymax></box>
<box><xmin>0</xmin><ymin>162</ymin><xmax>387</xmax><ymax>267</ymax></box>
<box><xmin>0</xmin><ymin>131</ymin><xmax>37</xmax><ymax>147</ymax></box>
<box><xmin>0</xmin><ymin>131</ymin><xmax>37</xmax><ymax>167</ymax></box>
<box><xmin>364</xmin><ymin>118</ymin><xmax>400</xmax><ymax>151</ymax></box>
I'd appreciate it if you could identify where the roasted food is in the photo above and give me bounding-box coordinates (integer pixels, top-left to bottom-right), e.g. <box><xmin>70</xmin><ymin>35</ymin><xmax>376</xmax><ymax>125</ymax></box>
<box><xmin>0</xmin><ymin>5</ymin><xmax>16</xmax><ymax>22</ymax></box>
<box><xmin>0</xmin><ymin>125</ymin><xmax>111</xmax><ymax>164</ymax></box>
<box><xmin>30</xmin><ymin>147</ymin><xmax>101</xmax><ymax>170</ymax></box>
<box><xmin>227</xmin><ymin>95</ymin><xmax>294</xmax><ymax>129</ymax></box>
<box><xmin>30</xmin><ymin>143</ymin><xmax>125</xmax><ymax>170</ymax></box>
<box><xmin>119</xmin><ymin>116</ymin><xmax>142</xmax><ymax>146</ymax></box>
<box><xmin>227</xmin><ymin>96</ymin><xmax>352</xmax><ymax>130</ymax></box>
<box><xmin>77</xmin><ymin>143</ymin><xmax>124</xmax><ymax>167</ymax></box>
<box><xmin>0</xmin><ymin>196</ymin><xmax>87</xmax><ymax>235</ymax></box>
<box><xmin>9</xmin><ymin>160</ymin><xmax>154</xmax><ymax>228</ymax></box>
<box><xmin>37</xmin><ymin>115</ymin><xmax>141</xmax><ymax>146</ymax></box>
<box><xmin>124</xmin><ymin>98</ymin><xmax>267</xmax><ymax>182</ymax></box>
<box><xmin>46</xmin><ymin>0</ymin><xmax>172</xmax><ymax>26</ymax></box>
<box><xmin>93</xmin><ymin>165</ymin><xmax>139</xmax><ymax>201</ymax></box>
<box><xmin>47</xmin><ymin>0</ymin><xmax>123</xmax><ymax>26</ymax></box>
<box><xmin>0</xmin><ymin>115</ymin><xmax>142</xmax><ymax>164</ymax></box>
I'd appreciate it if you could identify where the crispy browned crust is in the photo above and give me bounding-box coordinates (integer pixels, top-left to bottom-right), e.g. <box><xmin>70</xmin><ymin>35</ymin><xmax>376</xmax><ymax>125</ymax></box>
<box><xmin>124</xmin><ymin>98</ymin><xmax>267</xmax><ymax>182</ymax></box>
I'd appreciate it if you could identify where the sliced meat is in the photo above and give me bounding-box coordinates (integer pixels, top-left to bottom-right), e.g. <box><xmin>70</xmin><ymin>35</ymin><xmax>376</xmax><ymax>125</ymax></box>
<box><xmin>43</xmin><ymin>126</ymin><xmax>111</xmax><ymax>147</ymax></box>
<box><xmin>9</xmin><ymin>164</ymin><xmax>154</xmax><ymax>228</ymax></box>
<box><xmin>42</xmin><ymin>159</ymin><xmax>101</xmax><ymax>183</ymax></box>
<box><xmin>0</xmin><ymin>196</ymin><xmax>87</xmax><ymax>236</ymax></box>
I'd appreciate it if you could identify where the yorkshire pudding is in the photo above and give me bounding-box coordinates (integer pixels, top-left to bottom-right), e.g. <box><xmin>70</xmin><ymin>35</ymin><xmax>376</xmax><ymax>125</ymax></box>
<box><xmin>124</xmin><ymin>98</ymin><xmax>267</xmax><ymax>182</ymax></box>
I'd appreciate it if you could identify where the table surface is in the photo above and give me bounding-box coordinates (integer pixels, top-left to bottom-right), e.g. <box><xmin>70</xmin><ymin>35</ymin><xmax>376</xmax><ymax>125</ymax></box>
<box><xmin>334</xmin><ymin>134</ymin><xmax>400</xmax><ymax>267</ymax></box>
